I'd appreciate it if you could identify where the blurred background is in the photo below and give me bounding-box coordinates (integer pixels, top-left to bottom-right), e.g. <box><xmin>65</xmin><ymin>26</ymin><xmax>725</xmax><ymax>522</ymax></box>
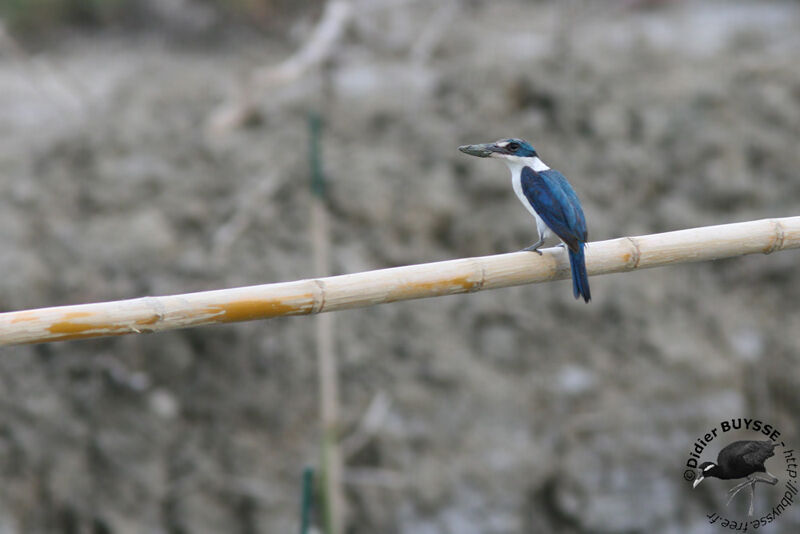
<box><xmin>1</xmin><ymin>0</ymin><xmax>799</xmax><ymax>532</ymax></box>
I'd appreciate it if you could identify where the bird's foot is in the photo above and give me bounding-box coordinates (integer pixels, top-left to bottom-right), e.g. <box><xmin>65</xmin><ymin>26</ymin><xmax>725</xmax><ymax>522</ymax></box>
<box><xmin>726</xmin><ymin>475</ymin><xmax>771</xmax><ymax>515</ymax></box>
<box><xmin>726</xmin><ymin>477</ymin><xmax>754</xmax><ymax>505</ymax></box>
<box><xmin>522</xmin><ymin>238</ymin><xmax>545</xmax><ymax>255</ymax></box>
<box><xmin>522</xmin><ymin>245</ymin><xmax>543</xmax><ymax>256</ymax></box>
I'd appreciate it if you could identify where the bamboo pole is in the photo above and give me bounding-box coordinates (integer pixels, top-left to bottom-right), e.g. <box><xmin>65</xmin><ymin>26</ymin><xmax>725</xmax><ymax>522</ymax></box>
<box><xmin>309</xmin><ymin>113</ymin><xmax>344</xmax><ymax>534</ymax></box>
<box><xmin>0</xmin><ymin>216</ymin><xmax>797</xmax><ymax>347</ymax></box>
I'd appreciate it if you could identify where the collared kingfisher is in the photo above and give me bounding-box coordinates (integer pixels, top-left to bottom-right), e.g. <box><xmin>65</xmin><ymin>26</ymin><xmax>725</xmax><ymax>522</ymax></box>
<box><xmin>458</xmin><ymin>138</ymin><xmax>591</xmax><ymax>302</ymax></box>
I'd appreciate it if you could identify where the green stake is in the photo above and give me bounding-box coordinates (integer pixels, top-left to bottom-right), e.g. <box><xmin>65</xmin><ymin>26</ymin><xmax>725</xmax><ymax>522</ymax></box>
<box><xmin>300</xmin><ymin>466</ymin><xmax>314</xmax><ymax>534</ymax></box>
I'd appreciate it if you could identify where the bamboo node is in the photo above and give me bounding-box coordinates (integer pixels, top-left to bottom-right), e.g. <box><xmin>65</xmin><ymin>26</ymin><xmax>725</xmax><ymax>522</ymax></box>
<box><xmin>625</xmin><ymin>236</ymin><xmax>642</xmax><ymax>269</ymax></box>
<box><xmin>144</xmin><ymin>297</ymin><xmax>166</xmax><ymax>323</ymax></box>
<box><xmin>468</xmin><ymin>259</ymin><xmax>487</xmax><ymax>292</ymax></box>
<box><xmin>312</xmin><ymin>279</ymin><xmax>327</xmax><ymax>313</ymax></box>
<box><xmin>764</xmin><ymin>220</ymin><xmax>786</xmax><ymax>255</ymax></box>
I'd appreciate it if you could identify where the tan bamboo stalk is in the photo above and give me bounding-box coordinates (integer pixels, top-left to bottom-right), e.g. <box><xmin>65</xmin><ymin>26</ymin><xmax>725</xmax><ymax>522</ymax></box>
<box><xmin>313</xmin><ymin>196</ymin><xmax>344</xmax><ymax>534</ymax></box>
<box><xmin>0</xmin><ymin>216</ymin><xmax>797</xmax><ymax>347</ymax></box>
<box><xmin>309</xmin><ymin>113</ymin><xmax>344</xmax><ymax>534</ymax></box>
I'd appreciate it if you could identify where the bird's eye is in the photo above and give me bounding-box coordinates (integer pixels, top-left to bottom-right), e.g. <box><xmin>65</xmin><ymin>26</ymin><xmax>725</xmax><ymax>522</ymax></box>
<box><xmin>506</xmin><ymin>142</ymin><xmax>520</xmax><ymax>151</ymax></box>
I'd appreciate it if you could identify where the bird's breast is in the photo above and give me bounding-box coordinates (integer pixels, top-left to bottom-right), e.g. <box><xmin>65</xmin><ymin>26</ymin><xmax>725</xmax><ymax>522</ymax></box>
<box><xmin>510</xmin><ymin>167</ymin><xmax>549</xmax><ymax>234</ymax></box>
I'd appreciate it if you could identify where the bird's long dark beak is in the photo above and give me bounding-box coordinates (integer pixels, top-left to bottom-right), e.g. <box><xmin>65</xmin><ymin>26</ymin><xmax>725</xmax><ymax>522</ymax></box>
<box><xmin>693</xmin><ymin>475</ymin><xmax>704</xmax><ymax>489</ymax></box>
<box><xmin>458</xmin><ymin>143</ymin><xmax>496</xmax><ymax>158</ymax></box>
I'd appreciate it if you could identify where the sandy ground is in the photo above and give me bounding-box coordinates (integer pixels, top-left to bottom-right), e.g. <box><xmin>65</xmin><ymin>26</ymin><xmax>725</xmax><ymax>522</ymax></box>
<box><xmin>1</xmin><ymin>0</ymin><xmax>800</xmax><ymax>532</ymax></box>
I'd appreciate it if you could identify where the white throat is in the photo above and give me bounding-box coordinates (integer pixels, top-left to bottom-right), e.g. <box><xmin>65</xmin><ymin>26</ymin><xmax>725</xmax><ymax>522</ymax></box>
<box><xmin>502</xmin><ymin>156</ymin><xmax>549</xmax><ymax>175</ymax></box>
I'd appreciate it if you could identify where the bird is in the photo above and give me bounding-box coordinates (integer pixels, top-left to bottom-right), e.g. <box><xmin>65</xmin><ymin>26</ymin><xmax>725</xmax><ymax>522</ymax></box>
<box><xmin>458</xmin><ymin>138</ymin><xmax>591</xmax><ymax>302</ymax></box>
<box><xmin>693</xmin><ymin>440</ymin><xmax>779</xmax><ymax>517</ymax></box>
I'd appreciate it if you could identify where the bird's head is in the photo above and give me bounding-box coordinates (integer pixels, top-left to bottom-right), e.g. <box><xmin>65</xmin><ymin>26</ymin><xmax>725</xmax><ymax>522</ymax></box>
<box><xmin>458</xmin><ymin>138</ymin><xmax>538</xmax><ymax>160</ymax></box>
<box><xmin>693</xmin><ymin>462</ymin><xmax>719</xmax><ymax>488</ymax></box>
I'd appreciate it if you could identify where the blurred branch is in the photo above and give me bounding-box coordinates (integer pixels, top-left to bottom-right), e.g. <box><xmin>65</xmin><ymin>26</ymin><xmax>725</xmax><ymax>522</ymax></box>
<box><xmin>206</xmin><ymin>1</ymin><xmax>353</xmax><ymax>136</ymax></box>
<box><xmin>341</xmin><ymin>391</ymin><xmax>391</xmax><ymax>460</ymax></box>
<box><xmin>409</xmin><ymin>0</ymin><xmax>458</xmax><ymax>64</ymax></box>
<box><xmin>1</xmin><ymin>216</ymin><xmax>798</xmax><ymax>346</ymax></box>
<box><xmin>206</xmin><ymin>0</ymin><xmax>456</xmax><ymax>135</ymax></box>
<box><xmin>211</xmin><ymin>172</ymin><xmax>281</xmax><ymax>259</ymax></box>
<box><xmin>0</xmin><ymin>19</ymin><xmax>88</xmax><ymax>112</ymax></box>
<box><xmin>252</xmin><ymin>1</ymin><xmax>352</xmax><ymax>88</ymax></box>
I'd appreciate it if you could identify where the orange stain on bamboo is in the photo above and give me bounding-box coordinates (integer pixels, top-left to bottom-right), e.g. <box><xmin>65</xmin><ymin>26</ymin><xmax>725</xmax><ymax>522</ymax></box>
<box><xmin>206</xmin><ymin>296</ymin><xmax>315</xmax><ymax>323</ymax></box>
<box><xmin>47</xmin><ymin>311</ymin><xmax>161</xmax><ymax>337</ymax></box>
<box><xmin>44</xmin><ymin>329</ymin><xmax>131</xmax><ymax>342</ymax></box>
<box><xmin>11</xmin><ymin>312</ymin><xmax>39</xmax><ymax>323</ymax></box>
<box><xmin>385</xmin><ymin>275</ymin><xmax>479</xmax><ymax>302</ymax></box>
<box><xmin>11</xmin><ymin>310</ymin><xmax>91</xmax><ymax>325</ymax></box>
<box><xmin>44</xmin><ymin>297</ymin><xmax>313</xmax><ymax>340</ymax></box>
<box><xmin>49</xmin><ymin>320</ymin><xmax>125</xmax><ymax>336</ymax></box>
<box><xmin>136</xmin><ymin>314</ymin><xmax>161</xmax><ymax>326</ymax></box>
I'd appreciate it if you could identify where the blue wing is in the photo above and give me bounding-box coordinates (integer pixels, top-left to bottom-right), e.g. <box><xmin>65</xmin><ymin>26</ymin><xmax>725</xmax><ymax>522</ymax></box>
<box><xmin>520</xmin><ymin>167</ymin><xmax>587</xmax><ymax>251</ymax></box>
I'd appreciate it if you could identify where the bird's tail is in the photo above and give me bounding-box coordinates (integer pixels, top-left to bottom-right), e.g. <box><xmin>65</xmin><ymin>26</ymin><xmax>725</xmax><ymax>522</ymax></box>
<box><xmin>568</xmin><ymin>245</ymin><xmax>591</xmax><ymax>303</ymax></box>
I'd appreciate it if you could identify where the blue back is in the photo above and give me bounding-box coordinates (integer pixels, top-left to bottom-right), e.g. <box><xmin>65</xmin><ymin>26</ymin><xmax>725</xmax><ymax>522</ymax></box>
<box><xmin>520</xmin><ymin>167</ymin><xmax>587</xmax><ymax>251</ymax></box>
